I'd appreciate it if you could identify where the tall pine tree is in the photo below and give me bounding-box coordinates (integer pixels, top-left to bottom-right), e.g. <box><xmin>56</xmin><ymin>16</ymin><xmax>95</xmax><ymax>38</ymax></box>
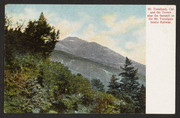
<box><xmin>24</xmin><ymin>12</ymin><xmax>60</xmax><ymax>58</ymax></box>
<box><xmin>119</xmin><ymin>57</ymin><xmax>140</xmax><ymax>103</ymax></box>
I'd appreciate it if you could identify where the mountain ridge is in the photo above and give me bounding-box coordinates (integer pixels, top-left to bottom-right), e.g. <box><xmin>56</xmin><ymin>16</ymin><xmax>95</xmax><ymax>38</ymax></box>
<box><xmin>55</xmin><ymin>37</ymin><xmax>145</xmax><ymax>75</ymax></box>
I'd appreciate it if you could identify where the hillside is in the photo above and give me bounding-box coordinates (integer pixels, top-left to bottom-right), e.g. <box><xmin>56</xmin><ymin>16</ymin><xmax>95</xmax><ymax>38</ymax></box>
<box><xmin>50</xmin><ymin>50</ymin><xmax>145</xmax><ymax>90</ymax></box>
<box><xmin>55</xmin><ymin>37</ymin><xmax>146</xmax><ymax>75</ymax></box>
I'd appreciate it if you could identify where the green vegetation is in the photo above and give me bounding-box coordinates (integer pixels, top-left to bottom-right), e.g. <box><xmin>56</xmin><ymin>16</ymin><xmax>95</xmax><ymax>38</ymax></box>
<box><xmin>4</xmin><ymin>13</ymin><xmax>145</xmax><ymax>113</ymax></box>
<box><xmin>91</xmin><ymin>78</ymin><xmax>105</xmax><ymax>92</ymax></box>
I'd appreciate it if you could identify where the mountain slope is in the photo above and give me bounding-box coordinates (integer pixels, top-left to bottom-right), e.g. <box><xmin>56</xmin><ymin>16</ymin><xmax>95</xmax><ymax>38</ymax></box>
<box><xmin>50</xmin><ymin>50</ymin><xmax>145</xmax><ymax>90</ymax></box>
<box><xmin>55</xmin><ymin>37</ymin><xmax>145</xmax><ymax>75</ymax></box>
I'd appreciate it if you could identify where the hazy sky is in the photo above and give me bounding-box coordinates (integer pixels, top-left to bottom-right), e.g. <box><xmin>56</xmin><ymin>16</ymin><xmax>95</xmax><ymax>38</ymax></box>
<box><xmin>6</xmin><ymin>5</ymin><xmax>146</xmax><ymax>64</ymax></box>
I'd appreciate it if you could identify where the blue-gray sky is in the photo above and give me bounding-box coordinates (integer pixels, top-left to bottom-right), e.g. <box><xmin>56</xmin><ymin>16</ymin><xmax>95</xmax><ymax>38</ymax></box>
<box><xmin>6</xmin><ymin>5</ymin><xmax>146</xmax><ymax>64</ymax></box>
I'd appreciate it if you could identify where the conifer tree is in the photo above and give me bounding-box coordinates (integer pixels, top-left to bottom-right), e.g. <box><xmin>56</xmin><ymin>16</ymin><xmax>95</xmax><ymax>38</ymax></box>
<box><xmin>24</xmin><ymin>12</ymin><xmax>59</xmax><ymax>58</ymax></box>
<box><xmin>136</xmin><ymin>85</ymin><xmax>145</xmax><ymax>113</ymax></box>
<box><xmin>107</xmin><ymin>75</ymin><xmax>119</xmax><ymax>97</ymax></box>
<box><xmin>91</xmin><ymin>79</ymin><xmax>104</xmax><ymax>92</ymax></box>
<box><xmin>119</xmin><ymin>57</ymin><xmax>140</xmax><ymax>102</ymax></box>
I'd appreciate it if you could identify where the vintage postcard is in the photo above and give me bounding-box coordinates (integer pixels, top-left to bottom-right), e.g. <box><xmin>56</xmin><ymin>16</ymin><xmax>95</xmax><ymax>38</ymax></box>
<box><xmin>4</xmin><ymin>4</ymin><xmax>175</xmax><ymax>114</ymax></box>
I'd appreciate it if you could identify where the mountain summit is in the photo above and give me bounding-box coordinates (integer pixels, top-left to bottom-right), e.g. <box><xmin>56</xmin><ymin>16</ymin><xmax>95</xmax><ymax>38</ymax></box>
<box><xmin>55</xmin><ymin>37</ymin><xmax>145</xmax><ymax>75</ymax></box>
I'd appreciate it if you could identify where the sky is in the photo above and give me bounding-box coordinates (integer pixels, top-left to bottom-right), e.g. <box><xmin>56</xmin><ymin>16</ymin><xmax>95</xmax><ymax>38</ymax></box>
<box><xmin>6</xmin><ymin>4</ymin><xmax>146</xmax><ymax>64</ymax></box>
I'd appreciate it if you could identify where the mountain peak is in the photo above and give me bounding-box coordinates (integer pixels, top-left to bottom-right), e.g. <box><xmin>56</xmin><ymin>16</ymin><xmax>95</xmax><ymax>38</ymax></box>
<box><xmin>63</xmin><ymin>37</ymin><xmax>87</xmax><ymax>42</ymax></box>
<box><xmin>55</xmin><ymin>37</ymin><xmax>145</xmax><ymax>75</ymax></box>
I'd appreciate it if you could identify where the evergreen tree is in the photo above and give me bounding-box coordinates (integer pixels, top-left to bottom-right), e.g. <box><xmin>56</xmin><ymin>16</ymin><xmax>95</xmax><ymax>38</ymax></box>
<box><xmin>24</xmin><ymin>12</ymin><xmax>59</xmax><ymax>58</ymax></box>
<box><xmin>107</xmin><ymin>75</ymin><xmax>119</xmax><ymax>97</ymax></box>
<box><xmin>114</xmin><ymin>57</ymin><xmax>146</xmax><ymax>113</ymax></box>
<box><xmin>91</xmin><ymin>78</ymin><xmax>104</xmax><ymax>92</ymax></box>
<box><xmin>119</xmin><ymin>57</ymin><xmax>140</xmax><ymax>103</ymax></box>
<box><xmin>119</xmin><ymin>58</ymin><xmax>140</xmax><ymax>94</ymax></box>
<box><xmin>136</xmin><ymin>85</ymin><xmax>145</xmax><ymax>113</ymax></box>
